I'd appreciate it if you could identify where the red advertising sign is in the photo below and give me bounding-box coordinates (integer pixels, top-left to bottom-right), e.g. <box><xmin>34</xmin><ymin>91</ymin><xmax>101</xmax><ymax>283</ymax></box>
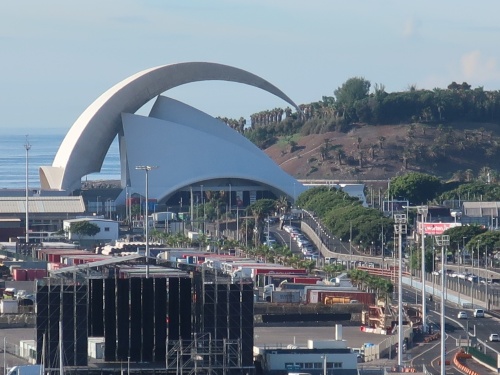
<box><xmin>418</xmin><ymin>222</ymin><xmax>461</xmax><ymax>235</ymax></box>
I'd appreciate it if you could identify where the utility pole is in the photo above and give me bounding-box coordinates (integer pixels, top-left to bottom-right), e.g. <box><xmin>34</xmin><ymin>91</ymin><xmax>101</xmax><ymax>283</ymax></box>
<box><xmin>417</xmin><ymin>206</ymin><xmax>429</xmax><ymax>333</ymax></box>
<box><xmin>435</xmin><ymin>234</ymin><xmax>450</xmax><ymax>375</ymax></box>
<box><xmin>24</xmin><ymin>135</ymin><xmax>31</xmax><ymax>257</ymax></box>
<box><xmin>135</xmin><ymin>165</ymin><xmax>158</xmax><ymax>278</ymax></box>
<box><xmin>394</xmin><ymin>214</ymin><xmax>407</xmax><ymax>369</ymax></box>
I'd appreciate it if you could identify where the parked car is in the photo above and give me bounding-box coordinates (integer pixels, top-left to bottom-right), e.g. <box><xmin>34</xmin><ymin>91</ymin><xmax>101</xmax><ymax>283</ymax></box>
<box><xmin>474</xmin><ymin>309</ymin><xmax>485</xmax><ymax>318</ymax></box>
<box><xmin>457</xmin><ymin>311</ymin><xmax>468</xmax><ymax>319</ymax></box>
<box><xmin>467</xmin><ymin>275</ymin><xmax>479</xmax><ymax>283</ymax></box>
<box><xmin>489</xmin><ymin>333</ymin><xmax>499</xmax><ymax>342</ymax></box>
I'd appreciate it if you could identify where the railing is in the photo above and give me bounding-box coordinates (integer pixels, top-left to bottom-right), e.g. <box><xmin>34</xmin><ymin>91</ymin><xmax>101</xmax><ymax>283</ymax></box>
<box><xmin>465</xmin><ymin>346</ymin><xmax>497</xmax><ymax>368</ymax></box>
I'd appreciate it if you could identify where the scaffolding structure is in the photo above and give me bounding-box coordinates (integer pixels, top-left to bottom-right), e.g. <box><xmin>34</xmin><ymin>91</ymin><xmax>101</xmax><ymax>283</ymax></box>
<box><xmin>34</xmin><ymin>262</ymin><xmax>254</xmax><ymax>375</ymax></box>
<box><xmin>36</xmin><ymin>276</ymin><xmax>89</xmax><ymax>372</ymax></box>
<box><xmin>166</xmin><ymin>334</ymin><xmax>244</xmax><ymax>375</ymax></box>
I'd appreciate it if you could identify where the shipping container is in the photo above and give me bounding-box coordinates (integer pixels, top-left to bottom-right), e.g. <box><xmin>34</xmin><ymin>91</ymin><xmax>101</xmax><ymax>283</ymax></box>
<box><xmin>13</xmin><ymin>268</ymin><xmax>27</xmax><ymax>281</ymax></box>
<box><xmin>26</xmin><ymin>269</ymin><xmax>37</xmax><ymax>281</ymax></box>
<box><xmin>292</xmin><ymin>276</ymin><xmax>322</xmax><ymax>284</ymax></box>
<box><xmin>0</xmin><ymin>299</ymin><xmax>19</xmax><ymax>313</ymax></box>
<box><xmin>270</xmin><ymin>290</ymin><xmax>301</xmax><ymax>303</ymax></box>
<box><xmin>88</xmin><ymin>337</ymin><xmax>105</xmax><ymax>359</ymax></box>
<box><xmin>35</xmin><ymin>269</ymin><xmax>47</xmax><ymax>279</ymax></box>
<box><xmin>19</xmin><ymin>340</ymin><xmax>36</xmax><ymax>363</ymax></box>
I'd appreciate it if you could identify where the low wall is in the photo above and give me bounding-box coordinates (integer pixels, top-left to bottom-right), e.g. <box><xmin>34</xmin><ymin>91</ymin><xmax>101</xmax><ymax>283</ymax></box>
<box><xmin>0</xmin><ymin>313</ymin><xmax>35</xmax><ymax>328</ymax></box>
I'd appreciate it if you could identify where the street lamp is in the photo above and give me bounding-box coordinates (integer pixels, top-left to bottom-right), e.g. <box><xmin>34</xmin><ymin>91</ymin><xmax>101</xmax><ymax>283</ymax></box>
<box><xmin>416</xmin><ymin>205</ymin><xmax>428</xmax><ymax>333</ymax></box>
<box><xmin>435</xmin><ymin>234</ymin><xmax>450</xmax><ymax>375</ymax></box>
<box><xmin>106</xmin><ymin>199</ymin><xmax>112</xmax><ymax>220</ymax></box>
<box><xmin>201</xmin><ymin>185</ymin><xmax>205</xmax><ymax>235</ymax></box>
<box><xmin>393</xmin><ymin>213</ymin><xmax>407</xmax><ymax>369</ymax></box>
<box><xmin>24</xmin><ymin>135</ymin><xmax>31</xmax><ymax>254</ymax></box>
<box><xmin>349</xmin><ymin>221</ymin><xmax>353</xmax><ymax>265</ymax></box>
<box><xmin>135</xmin><ymin>165</ymin><xmax>158</xmax><ymax>278</ymax></box>
<box><xmin>166</xmin><ymin>207</ymin><xmax>171</xmax><ymax>234</ymax></box>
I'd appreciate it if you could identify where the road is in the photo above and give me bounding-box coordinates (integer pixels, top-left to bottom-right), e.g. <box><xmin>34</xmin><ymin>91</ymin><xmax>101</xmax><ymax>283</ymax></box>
<box><xmin>402</xmin><ymin>283</ymin><xmax>499</xmax><ymax>374</ymax></box>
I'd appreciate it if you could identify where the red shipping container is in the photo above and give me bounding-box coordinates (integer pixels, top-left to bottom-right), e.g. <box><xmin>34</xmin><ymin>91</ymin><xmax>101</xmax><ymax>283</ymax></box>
<box><xmin>13</xmin><ymin>268</ymin><xmax>27</xmax><ymax>281</ymax></box>
<box><xmin>35</xmin><ymin>269</ymin><xmax>47</xmax><ymax>279</ymax></box>
<box><xmin>26</xmin><ymin>269</ymin><xmax>37</xmax><ymax>281</ymax></box>
<box><xmin>293</xmin><ymin>277</ymin><xmax>322</xmax><ymax>284</ymax></box>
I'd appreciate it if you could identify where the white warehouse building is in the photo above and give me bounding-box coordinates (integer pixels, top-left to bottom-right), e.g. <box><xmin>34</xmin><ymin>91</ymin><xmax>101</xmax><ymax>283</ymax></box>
<box><xmin>63</xmin><ymin>218</ymin><xmax>119</xmax><ymax>246</ymax></box>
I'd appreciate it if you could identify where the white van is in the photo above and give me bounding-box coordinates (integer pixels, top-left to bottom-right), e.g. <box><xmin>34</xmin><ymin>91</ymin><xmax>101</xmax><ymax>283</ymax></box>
<box><xmin>474</xmin><ymin>309</ymin><xmax>485</xmax><ymax>318</ymax></box>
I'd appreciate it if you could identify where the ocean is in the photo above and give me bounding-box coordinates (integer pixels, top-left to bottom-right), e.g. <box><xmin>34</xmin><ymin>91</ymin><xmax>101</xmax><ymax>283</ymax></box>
<box><xmin>0</xmin><ymin>133</ymin><xmax>120</xmax><ymax>189</ymax></box>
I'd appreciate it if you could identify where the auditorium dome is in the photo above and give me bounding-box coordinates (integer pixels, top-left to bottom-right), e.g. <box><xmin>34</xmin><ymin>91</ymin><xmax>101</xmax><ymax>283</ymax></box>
<box><xmin>39</xmin><ymin>62</ymin><xmax>306</xmax><ymax>203</ymax></box>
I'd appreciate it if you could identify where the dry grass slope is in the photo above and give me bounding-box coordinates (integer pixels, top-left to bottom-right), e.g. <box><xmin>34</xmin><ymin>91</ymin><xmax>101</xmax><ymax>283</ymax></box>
<box><xmin>264</xmin><ymin>122</ymin><xmax>500</xmax><ymax>181</ymax></box>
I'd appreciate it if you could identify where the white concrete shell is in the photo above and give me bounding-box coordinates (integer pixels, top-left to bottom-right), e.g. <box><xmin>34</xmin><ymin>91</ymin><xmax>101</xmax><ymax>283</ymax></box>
<box><xmin>39</xmin><ymin>62</ymin><xmax>305</xmax><ymax>200</ymax></box>
<box><xmin>124</xmin><ymin>96</ymin><xmax>304</xmax><ymax>202</ymax></box>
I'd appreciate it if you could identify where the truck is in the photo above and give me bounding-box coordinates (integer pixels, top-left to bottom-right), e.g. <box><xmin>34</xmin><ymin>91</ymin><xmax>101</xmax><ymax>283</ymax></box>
<box><xmin>152</xmin><ymin>211</ymin><xmax>177</xmax><ymax>222</ymax></box>
<box><xmin>230</xmin><ymin>267</ymin><xmax>253</xmax><ymax>283</ymax></box>
<box><xmin>258</xmin><ymin>274</ymin><xmax>322</xmax><ymax>288</ymax></box>
<box><xmin>263</xmin><ymin>289</ymin><xmax>301</xmax><ymax>303</ymax></box>
<box><xmin>7</xmin><ymin>365</ymin><xmax>43</xmax><ymax>375</ymax></box>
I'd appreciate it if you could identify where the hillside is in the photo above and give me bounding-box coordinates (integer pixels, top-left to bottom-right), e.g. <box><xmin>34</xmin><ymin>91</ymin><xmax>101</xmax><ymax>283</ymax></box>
<box><xmin>264</xmin><ymin>122</ymin><xmax>500</xmax><ymax>182</ymax></box>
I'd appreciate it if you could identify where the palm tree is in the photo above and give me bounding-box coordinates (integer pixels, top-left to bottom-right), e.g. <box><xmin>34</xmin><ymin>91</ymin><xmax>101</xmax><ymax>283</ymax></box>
<box><xmin>356</xmin><ymin>137</ymin><xmax>362</xmax><ymax>150</ymax></box>
<box><xmin>335</xmin><ymin>148</ymin><xmax>346</xmax><ymax>165</ymax></box>
<box><xmin>275</xmin><ymin>196</ymin><xmax>289</xmax><ymax>217</ymax></box>
<box><xmin>451</xmin><ymin>170</ymin><xmax>466</xmax><ymax>182</ymax></box>
<box><xmin>378</xmin><ymin>136</ymin><xmax>386</xmax><ymax>150</ymax></box>
<box><xmin>358</xmin><ymin>150</ymin><xmax>364</xmax><ymax>168</ymax></box>
<box><xmin>465</xmin><ymin>169</ymin><xmax>475</xmax><ymax>182</ymax></box>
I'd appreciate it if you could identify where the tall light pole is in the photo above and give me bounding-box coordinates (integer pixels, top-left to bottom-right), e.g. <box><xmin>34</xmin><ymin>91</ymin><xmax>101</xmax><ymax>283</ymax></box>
<box><xmin>435</xmin><ymin>234</ymin><xmax>450</xmax><ymax>375</ymax></box>
<box><xmin>136</xmin><ymin>165</ymin><xmax>158</xmax><ymax>278</ymax></box>
<box><xmin>394</xmin><ymin>213</ymin><xmax>407</xmax><ymax>369</ymax></box>
<box><xmin>201</xmin><ymin>184</ymin><xmax>205</xmax><ymax>235</ymax></box>
<box><xmin>416</xmin><ymin>205</ymin><xmax>428</xmax><ymax>333</ymax></box>
<box><xmin>107</xmin><ymin>199</ymin><xmax>112</xmax><ymax>220</ymax></box>
<box><xmin>349</xmin><ymin>221</ymin><xmax>353</xmax><ymax>265</ymax></box>
<box><xmin>24</xmin><ymin>135</ymin><xmax>31</xmax><ymax>254</ymax></box>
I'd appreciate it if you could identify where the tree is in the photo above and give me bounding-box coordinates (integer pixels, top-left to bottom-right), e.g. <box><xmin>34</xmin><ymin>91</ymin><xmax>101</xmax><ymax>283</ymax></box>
<box><xmin>70</xmin><ymin>221</ymin><xmax>101</xmax><ymax>241</ymax></box>
<box><xmin>248</xmin><ymin>199</ymin><xmax>276</xmax><ymax>246</ymax></box>
<box><xmin>334</xmin><ymin>77</ymin><xmax>371</xmax><ymax>121</ymax></box>
<box><xmin>334</xmin><ymin>77</ymin><xmax>371</xmax><ymax>107</ymax></box>
<box><xmin>389</xmin><ymin>172</ymin><xmax>442</xmax><ymax>204</ymax></box>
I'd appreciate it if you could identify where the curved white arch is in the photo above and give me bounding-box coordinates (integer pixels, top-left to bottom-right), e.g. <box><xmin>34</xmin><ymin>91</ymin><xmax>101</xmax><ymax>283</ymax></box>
<box><xmin>40</xmin><ymin>62</ymin><xmax>301</xmax><ymax>191</ymax></box>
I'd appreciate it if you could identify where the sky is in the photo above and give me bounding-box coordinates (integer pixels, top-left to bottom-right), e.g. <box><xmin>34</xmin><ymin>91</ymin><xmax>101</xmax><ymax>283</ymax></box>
<box><xmin>2</xmin><ymin>0</ymin><xmax>500</xmax><ymax>135</ymax></box>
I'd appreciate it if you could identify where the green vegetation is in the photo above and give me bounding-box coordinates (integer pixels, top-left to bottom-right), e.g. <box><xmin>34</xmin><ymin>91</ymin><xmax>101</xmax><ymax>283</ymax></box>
<box><xmin>238</xmin><ymin>77</ymin><xmax>500</xmax><ymax>181</ymax></box>
<box><xmin>69</xmin><ymin>221</ymin><xmax>100</xmax><ymax>238</ymax></box>
<box><xmin>296</xmin><ymin>186</ymin><xmax>393</xmax><ymax>248</ymax></box>
<box><xmin>348</xmin><ymin>269</ymin><xmax>393</xmax><ymax>300</ymax></box>
<box><xmin>244</xmin><ymin>79</ymin><xmax>500</xmax><ymax>139</ymax></box>
<box><xmin>389</xmin><ymin>172</ymin><xmax>442</xmax><ymax>205</ymax></box>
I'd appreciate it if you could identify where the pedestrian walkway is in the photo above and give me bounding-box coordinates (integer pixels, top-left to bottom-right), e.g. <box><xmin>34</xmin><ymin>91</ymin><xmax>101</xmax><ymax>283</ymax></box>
<box><xmin>403</xmin><ymin>274</ymin><xmax>488</xmax><ymax>310</ymax></box>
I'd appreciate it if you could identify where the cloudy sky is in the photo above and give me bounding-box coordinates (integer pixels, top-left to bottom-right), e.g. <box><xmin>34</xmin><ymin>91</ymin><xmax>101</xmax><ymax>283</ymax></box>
<box><xmin>1</xmin><ymin>0</ymin><xmax>500</xmax><ymax>134</ymax></box>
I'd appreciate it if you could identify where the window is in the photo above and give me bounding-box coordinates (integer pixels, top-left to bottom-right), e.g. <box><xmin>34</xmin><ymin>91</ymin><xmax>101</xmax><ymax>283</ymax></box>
<box><xmin>295</xmin><ymin>363</ymin><xmax>303</xmax><ymax>369</ymax></box>
<box><xmin>104</xmin><ymin>227</ymin><xmax>110</xmax><ymax>232</ymax></box>
<box><xmin>333</xmin><ymin>362</ymin><xmax>342</xmax><ymax>368</ymax></box>
<box><xmin>304</xmin><ymin>363</ymin><xmax>313</xmax><ymax>369</ymax></box>
<box><xmin>313</xmin><ymin>362</ymin><xmax>322</xmax><ymax>369</ymax></box>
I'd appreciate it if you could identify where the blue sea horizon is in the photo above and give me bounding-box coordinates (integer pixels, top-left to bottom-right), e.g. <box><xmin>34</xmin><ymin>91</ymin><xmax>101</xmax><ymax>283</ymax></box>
<box><xmin>0</xmin><ymin>133</ymin><xmax>120</xmax><ymax>189</ymax></box>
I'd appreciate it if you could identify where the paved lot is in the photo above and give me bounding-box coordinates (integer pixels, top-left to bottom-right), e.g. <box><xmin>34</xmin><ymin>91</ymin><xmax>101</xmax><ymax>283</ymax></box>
<box><xmin>1</xmin><ymin>327</ymin><xmax>34</xmax><ymax>371</ymax></box>
<box><xmin>254</xmin><ymin>325</ymin><xmax>391</xmax><ymax>349</ymax></box>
